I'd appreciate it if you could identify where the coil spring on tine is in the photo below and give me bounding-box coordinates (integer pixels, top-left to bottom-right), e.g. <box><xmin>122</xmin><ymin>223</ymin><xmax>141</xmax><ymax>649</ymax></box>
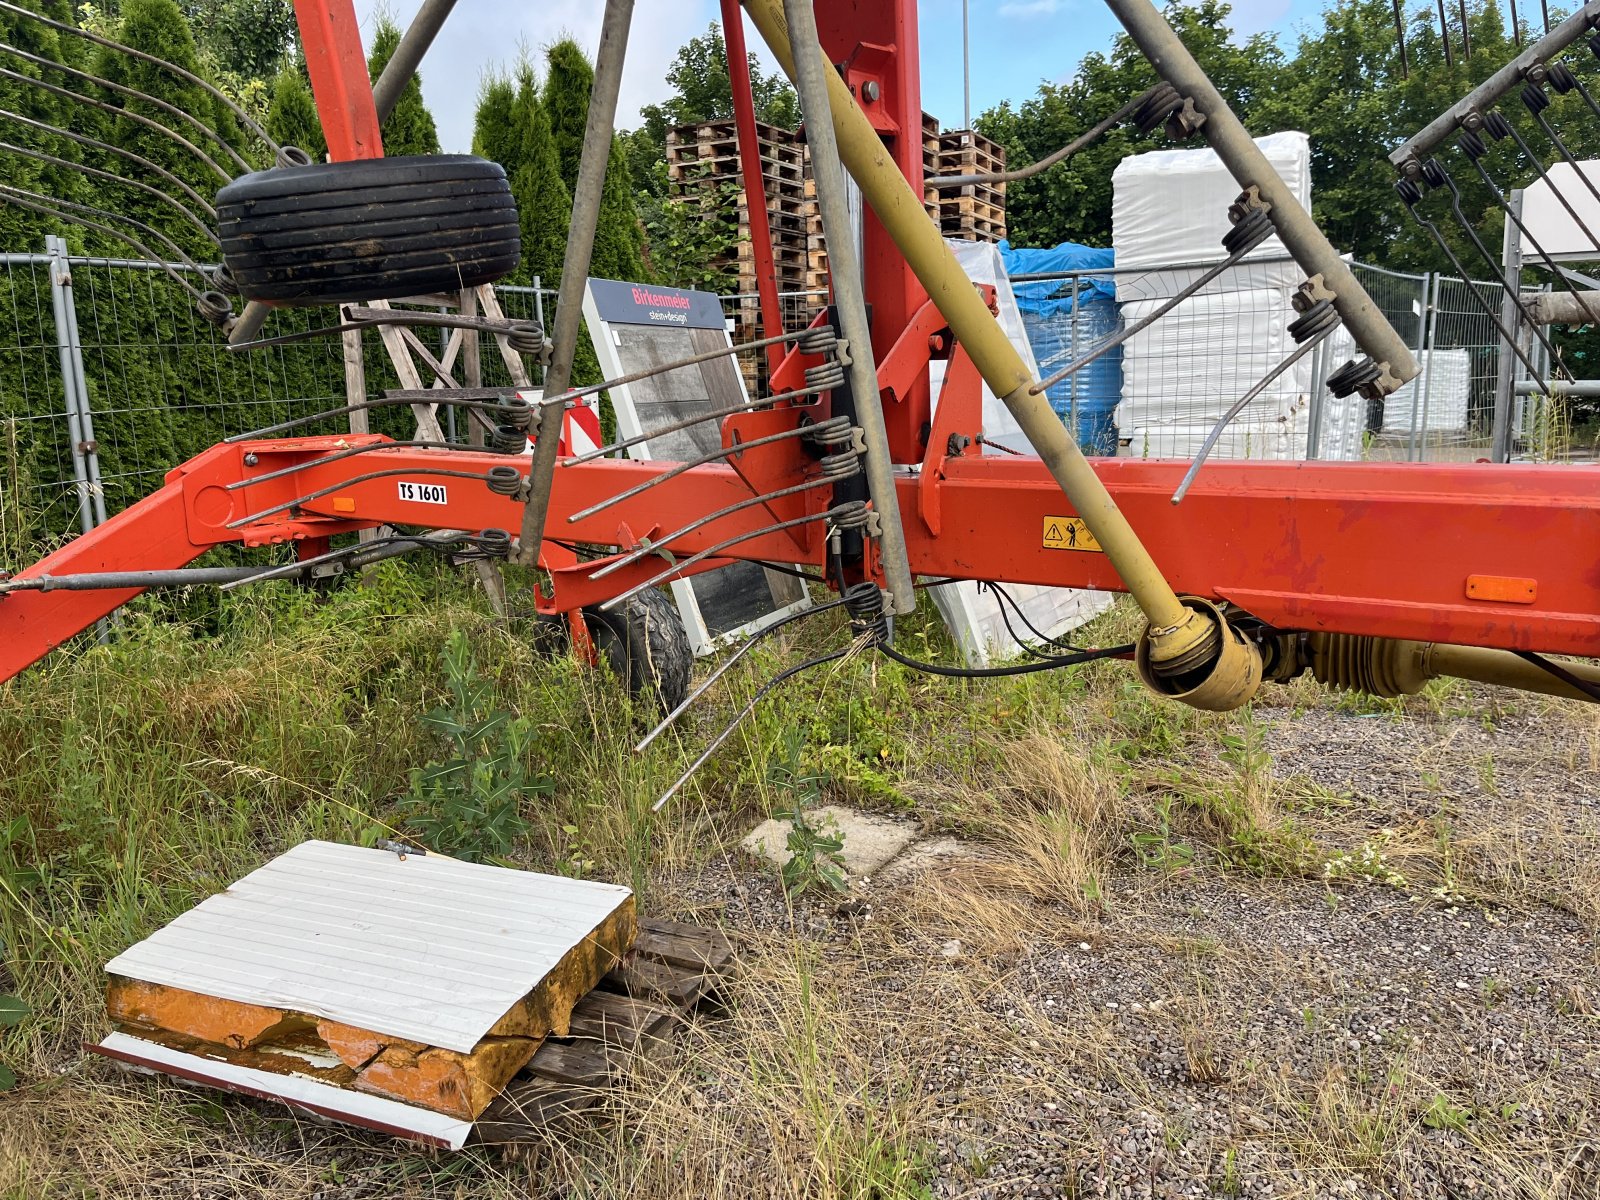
<box><xmin>496</xmin><ymin>395</ymin><xmax>534</xmax><ymax>430</ymax></box>
<box><xmin>508</xmin><ymin>322</ymin><xmax>547</xmax><ymax>355</ymax></box>
<box><xmin>797</xmin><ymin>325</ymin><xmax>839</xmax><ymax>355</ymax></box>
<box><xmin>1483</xmin><ymin>111</ymin><xmax>1514</xmax><ymax>139</ymax></box>
<box><xmin>1221</xmin><ymin>205</ymin><xmax>1273</xmax><ymax>257</ymax></box>
<box><xmin>1134</xmin><ymin>83</ymin><xmax>1183</xmax><ymax>136</ymax></box>
<box><xmin>801</xmin><ymin>414</ymin><xmax>856</xmax><ymax>448</ymax></box>
<box><xmin>1523</xmin><ymin>79</ymin><xmax>1552</xmax><ymax>113</ymax></box>
<box><xmin>1549</xmin><ymin>62</ymin><xmax>1579</xmax><ymax>93</ymax></box>
<box><xmin>1288</xmin><ymin>299</ymin><xmax>1339</xmax><ymax>344</ymax></box>
<box><xmin>195</xmin><ymin>290</ymin><xmax>232</xmax><ymax>327</ymax></box>
<box><xmin>210</xmin><ymin>264</ymin><xmax>240</xmax><ymax>295</ymax></box>
<box><xmin>490</xmin><ymin>424</ymin><xmax>528</xmax><ymax>454</ymax></box>
<box><xmin>1327</xmin><ymin>356</ymin><xmax>1382</xmax><ymax>399</ymax></box>
<box><xmin>819</xmin><ymin>449</ymin><xmax>863</xmax><ymax>479</ymax></box>
<box><xmin>477</xmin><ymin>528</ymin><xmax>513</xmax><ymax>557</ymax></box>
<box><xmin>486</xmin><ymin>465</ymin><xmax>525</xmax><ymax>496</ymax></box>
<box><xmin>827</xmin><ymin>499</ymin><xmax>872</xmax><ymax>530</ymax></box>
<box><xmin>805</xmin><ymin>360</ymin><xmax>847</xmax><ymax>390</ymax></box>
<box><xmin>1419</xmin><ymin>158</ymin><xmax>1448</xmax><ymax>188</ymax></box>
<box><xmin>275</xmin><ymin>145</ymin><xmax>313</xmax><ymax>168</ymax></box>
<box><xmin>843</xmin><ymin>580</ymin><xmax>891</xmax><ymax>645</ymax></box>
<box><xmin>1458</xmin><ymin>129</ymin><xmax>1488</xmax><ymax>160</ymax></box>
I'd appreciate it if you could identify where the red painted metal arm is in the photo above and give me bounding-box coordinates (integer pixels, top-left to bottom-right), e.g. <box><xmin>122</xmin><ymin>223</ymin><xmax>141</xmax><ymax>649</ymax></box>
<box><xmin>0</xmin><ymin>479</ymin><xmax>200</xmax><ymax>682</ymax></box>
<box><xmin>721</xmin><ymin>0</ymin><xmax>785</xmax><ymax>365</ymax></box>
<box><xmin>293</xmin><ymin>0</ymin><xmax>383</xmax><ymax>162</ymax></box>
<box><xmin>7</xmin><ymin>433</ymin><xmax>1600</xmax><ymax>683</ymax></box>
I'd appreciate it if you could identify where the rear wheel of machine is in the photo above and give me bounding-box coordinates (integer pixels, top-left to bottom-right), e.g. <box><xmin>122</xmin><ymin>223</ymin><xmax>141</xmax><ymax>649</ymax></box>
<box><xmin>215</xmin><ymin>155</ymin><xmax>521</xmax><ymax>305</ymax></box>
<box><xmin>583</xmin><ymin>589</ymin><xmax>693</xmax><ymax>715</ymax></box>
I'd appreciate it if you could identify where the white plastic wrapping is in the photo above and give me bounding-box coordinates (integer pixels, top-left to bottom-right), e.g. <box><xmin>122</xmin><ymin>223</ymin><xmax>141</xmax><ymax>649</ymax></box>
<box><xmin>1116</xmin><ymin>289</ymin><xmax>1311</xmax><ymax>459</ymax></box>
<box><xmin>1112</xmin><ymin>133</ymin><xmax>1312</xmax><ymax>296</ymax></box>
<box><xmin>928</xmin><ymin>239</ymin><xmax>1114</xmax><ymax>665</ymax></box>
<box><xmin>1383</xmin><ymin>348</ymin><xmax>1471</xmax><ymax>434</ymax></box>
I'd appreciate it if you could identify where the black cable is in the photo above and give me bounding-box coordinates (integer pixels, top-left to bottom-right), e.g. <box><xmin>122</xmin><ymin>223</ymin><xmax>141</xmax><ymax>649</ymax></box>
<box><xmin>751</xmin><ymin>560</ymin><xmax>827</xmax><ymax>583</ymax></box>
<box><xmin>1514</xmin><ymin>650</ymin><xmax>1600</xmax><ymax>702</ymax></box>
<box><xmin>877</xmin><ymin>640</ymin><xmax>1133</xmax><ymax>679</ymax></box>
<box><xmin>979</xmin><ymin>579</ymin><xmax>1088</xmax><ymax>654</ymax></box>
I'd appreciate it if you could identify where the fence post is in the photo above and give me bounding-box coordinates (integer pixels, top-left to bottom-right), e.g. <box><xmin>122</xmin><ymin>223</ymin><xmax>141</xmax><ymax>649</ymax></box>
<box><xmin>1490</xmin><ymin>192</ymin><xmax>1524</xmax><ymax>463</ymax></box>
<box><xmin>45</xmin><ymin>235</ymin><xmax>96</xmax><ymax>535</ymax></box>
<box><xmin>1409</xmin><ymin>272</ymin><xmax>1437</xmax><ymax>463</ymax></box>
<box><xmin>54</xmin><ymin>239</ymin><xmax>107</xmax><ymax>525</ymax></box>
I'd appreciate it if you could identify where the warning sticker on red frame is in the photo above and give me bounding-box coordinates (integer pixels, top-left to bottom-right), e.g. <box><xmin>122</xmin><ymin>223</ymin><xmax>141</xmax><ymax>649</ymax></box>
<box><xmin>1042</xmin><ymin>516</ymin><xmax>1102</xmax><ymax>553</ymax></box>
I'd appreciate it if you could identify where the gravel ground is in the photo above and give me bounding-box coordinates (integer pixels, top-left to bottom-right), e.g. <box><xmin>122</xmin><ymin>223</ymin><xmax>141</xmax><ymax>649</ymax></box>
<box><xmin>665</xmin><ymin>692</ymin><xmax>1600</xmax><ymax>1199</ymax></box>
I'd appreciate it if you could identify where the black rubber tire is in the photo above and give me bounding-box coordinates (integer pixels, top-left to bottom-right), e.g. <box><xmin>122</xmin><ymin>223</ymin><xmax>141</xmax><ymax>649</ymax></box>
<box><xmin>584</xmin><ymin>589</ymin><xmax>693</xmax><ymax>715</ymax></box>
<box><xmin>215</xmin><ymin>155</ymin><xmax>520</xmax><ymax>305</ymax></box>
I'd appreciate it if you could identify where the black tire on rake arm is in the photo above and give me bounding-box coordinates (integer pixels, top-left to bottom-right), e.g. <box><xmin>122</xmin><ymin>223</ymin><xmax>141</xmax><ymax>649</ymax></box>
<box><xmin>214</xmin><ymin>155</ymin><xmax>521</xmax><ymax>305</ymax></box>
<box><xmin>585</xmin><ymin>588</ymin><xmax>694</xmax><ymax>716</ymax></box>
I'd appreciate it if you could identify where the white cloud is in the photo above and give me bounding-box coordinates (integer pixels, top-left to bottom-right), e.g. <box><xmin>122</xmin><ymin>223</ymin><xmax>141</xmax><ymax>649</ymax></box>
<box><xmin>997</xmin><ymin>0</ymin><xmax>1066</xmax><ymax>16</ymax></box>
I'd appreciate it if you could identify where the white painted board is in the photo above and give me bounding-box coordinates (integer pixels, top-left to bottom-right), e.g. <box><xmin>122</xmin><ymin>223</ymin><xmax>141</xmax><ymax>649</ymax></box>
<box><xmin>104</xmin><ymin>840</ymin><xmax>632</xmax><ymax>1055</ymax></box>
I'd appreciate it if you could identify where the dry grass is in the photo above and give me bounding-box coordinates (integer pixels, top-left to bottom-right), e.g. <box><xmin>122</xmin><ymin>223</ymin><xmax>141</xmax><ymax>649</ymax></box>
<box><xmin>5</xmin><ymin>578</ymin><xmax>1600</xmax><ymax>1198</ymax></box>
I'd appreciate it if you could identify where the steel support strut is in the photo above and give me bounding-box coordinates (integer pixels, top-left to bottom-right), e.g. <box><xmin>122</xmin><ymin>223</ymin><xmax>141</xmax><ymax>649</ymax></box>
<box><xmin>782</xmin><ymin>0</ymin><xmax>916</xmax><ymax>614</ymax></box>
<box><xmin>513</xmin><ymin>0</ymin><xmax>633</xmax><ymax>566</ymax></box>
<box><xmin>1105</xmin><ymin>0</ymin><xmax>1417</xmax><ymax>394</ymax></box>
<box><xmin>743</xmin><ymin>0</ymin><xmax>1262</xmax><ymax>709</ymax></box>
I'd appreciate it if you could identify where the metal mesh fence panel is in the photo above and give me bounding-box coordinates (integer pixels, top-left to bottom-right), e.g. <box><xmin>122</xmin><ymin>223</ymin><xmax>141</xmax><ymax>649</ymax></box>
<box><xmin>0</xmin><ymin>254</ymin><xmax>75</xmax><ymax>554</ymax></box>
<box><xmin>67</xmin><ymin>258</ymin><xmax>349</xmax><ymax>512</ymax></box>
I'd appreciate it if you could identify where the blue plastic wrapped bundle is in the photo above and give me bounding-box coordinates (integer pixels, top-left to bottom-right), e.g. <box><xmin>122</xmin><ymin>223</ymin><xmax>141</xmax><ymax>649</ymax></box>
<box><xmin>999</xmin><ymin>240</ymin><xmax>1121</xmax><ymax>455</ymax></box>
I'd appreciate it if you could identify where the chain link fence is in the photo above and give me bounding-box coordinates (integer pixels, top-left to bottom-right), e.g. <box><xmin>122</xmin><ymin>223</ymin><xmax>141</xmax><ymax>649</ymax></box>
<box><xmin>0</xmin><ymin>241</ymin><xmax>1575</xmax><ymax>564</ymax></box>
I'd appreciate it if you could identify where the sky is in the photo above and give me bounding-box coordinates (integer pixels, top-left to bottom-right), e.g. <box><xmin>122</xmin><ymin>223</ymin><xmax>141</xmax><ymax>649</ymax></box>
<box><xmin>350</xmin><ymin>0</ymin><xmax>1335</xmax><ymax>153</ymax></box>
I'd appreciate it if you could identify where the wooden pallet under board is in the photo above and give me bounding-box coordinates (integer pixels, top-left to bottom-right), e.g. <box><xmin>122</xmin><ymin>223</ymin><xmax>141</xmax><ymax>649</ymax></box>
<box><xmin>473</xmin><ymin>915</ymin><xmax>735</xmax><ymax>1146</ymax></box>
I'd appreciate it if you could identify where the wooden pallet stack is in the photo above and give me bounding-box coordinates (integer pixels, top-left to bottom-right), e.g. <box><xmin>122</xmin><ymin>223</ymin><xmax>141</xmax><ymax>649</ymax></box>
<box><xmin>929</xmin><ymin>129</ymin><xmax>1007</xmax><ymax>243</ymax></box>
<box><xmin>802</xmin><ymin>111</ymin><xmax>945</xmax><ymax>295</ymax></box>
<box><xmin>667</xmin><ymin>119</ymin><xmax>811</xmax><ymax>295</ymax></box>
<box><xmin>667</xmin><ymin>119</ymin><xmax>812</xmax><ymax>392</ymax></box>
<box><xmin>475</xmin><ymin>916</ymin><xmax>735</xmax><ymax>1145</ymax></box>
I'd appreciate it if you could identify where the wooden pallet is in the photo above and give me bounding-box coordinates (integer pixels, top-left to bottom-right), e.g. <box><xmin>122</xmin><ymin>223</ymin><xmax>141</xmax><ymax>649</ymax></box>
<box><xmin>940</xmin><ymin>193</ymin><xmax>1006</xmax><ymax>219</ymax></box>
<box><xmin>474</xmin><ymin>916</ymin><xmax>734</xmax><ymax>1146</ymax></box>
<box><xmin>939</xmin><ymin>214</ymin><xmax>1007</xmax><ymax>243</ymax></box>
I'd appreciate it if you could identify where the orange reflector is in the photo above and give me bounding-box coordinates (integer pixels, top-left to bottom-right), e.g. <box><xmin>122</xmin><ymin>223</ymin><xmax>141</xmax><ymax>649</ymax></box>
<box><xmin>1466</xmin><ymin>575</ymin><xmax>1536</xmax><ymax>604</ymax></box>
<box><xmin>331</xmin><ymin>497</ymin><xmax>356</xmax><ymax>514</ymax></box>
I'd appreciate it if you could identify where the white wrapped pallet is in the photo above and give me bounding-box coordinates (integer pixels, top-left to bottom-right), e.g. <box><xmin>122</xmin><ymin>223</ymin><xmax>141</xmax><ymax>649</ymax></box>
<box><xmin>1382</xmin><ymin>348</ymin><xmax>1471</xmax><ymax>434</ymax></box>
<box><xmin>1313</xmin><ymin>326</ymin><xmax>1372</xmax><ymax>462</ymax></box>
<box><xmin>1123</xmin><ymin>413</ymin><xmax>1306</xmax><ymax>462</ymax></box>
<box><xmin>1117</xmin><ymin>289</ymin><xmax>1311</xmax><ymax>458</ymax></box>
<box><xmin>1112</xmin><ymin>132</ymin><xmax>1311</xmax><ymax>296</ymax></box>
<box><xmin>927</xmin><ymin>238</ymin><xmax>1114</xmax><ymax>665</ymax></box>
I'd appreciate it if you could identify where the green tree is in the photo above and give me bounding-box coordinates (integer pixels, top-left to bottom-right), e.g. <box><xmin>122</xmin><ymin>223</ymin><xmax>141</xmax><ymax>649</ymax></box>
<box><xmin>542</xmin><ymin>37</ymin><xmax>646</xmax><ymax>282</ymax></box>
<box><xmin>544</xmin><ymin>35</ymin><xmax>593</xmax><ymax>194</ymax></box>
<box><xmin>506</xmin><ymin>60</ymin><xmax>570</xmax><ymax>287</ymax></box>
<box><xmin>471</xmin><ymin>70</ymin><xmax>519</xmax><ymax>173</ymax></box>
<box><xmin>266</xmin><ymin>58</ymin><xmax>325</xmax><ymax>162</ymax></box>
<box><xmin>0</xmin><ymin>0</ymin><xmax>83</xmax><ymax>251</ymax></box>
<box><xmin>626</xmin><ymin>22</ymin><xmax>800</xmax><ymax>199</ymax></box>
<box><xmin>184</xmin><ymin>0</ymin><xmax>295</xmax><ymax>82</ymax></box>
<box><xmin>977</xmin><ymin>0</ymin><xmax>1286</xmax><ymax>249</ymax></box>
<box><xmin>92</xmin><ymin>0</ymin><xmax>237</xmax><ymax>256</ymax></box>
<box><xmin>366</xmin><ymin>15</ymin><xmax>438</xmax><ymax>155</ymax></box>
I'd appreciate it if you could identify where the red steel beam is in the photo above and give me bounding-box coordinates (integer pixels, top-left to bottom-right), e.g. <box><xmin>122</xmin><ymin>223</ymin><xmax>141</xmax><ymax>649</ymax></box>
<box><xmin>721</xmin><ymin>0</ymin><xmax>786</xmax><ymax>367</ymax></box>
<box><xmin>293</xmin><ymin>0</ymin><xmax>383</xmax><ymax>161</ymax></box>
<box><xmin>8</xmin><ymin>436</ymin><xmax>1599</xmax><ymax>682</ymax></box>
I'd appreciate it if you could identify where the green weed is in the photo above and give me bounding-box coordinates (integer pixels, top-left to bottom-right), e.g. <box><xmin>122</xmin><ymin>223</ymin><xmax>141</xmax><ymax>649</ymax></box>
<box><xmin>396</xmin><ymin>628</ymin><xmax>551</xmax><ymax>862</ymax></box>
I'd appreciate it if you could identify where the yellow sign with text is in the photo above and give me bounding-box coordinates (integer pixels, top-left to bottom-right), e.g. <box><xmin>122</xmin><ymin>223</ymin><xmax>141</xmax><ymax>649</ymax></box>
<box><xmin>1042</xmin><ymin>516</ymin><xmax>1103</xmax><ymax>553</ymax></box>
